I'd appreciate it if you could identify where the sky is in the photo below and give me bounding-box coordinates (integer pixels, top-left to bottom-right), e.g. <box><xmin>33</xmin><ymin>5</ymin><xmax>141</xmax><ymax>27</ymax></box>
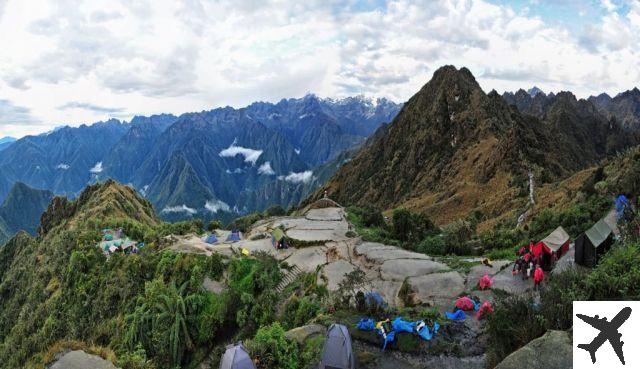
<box><xmin>0</xmin><ymin>0</ymin><xmax>639</xmax><ymax>138</ymax></box>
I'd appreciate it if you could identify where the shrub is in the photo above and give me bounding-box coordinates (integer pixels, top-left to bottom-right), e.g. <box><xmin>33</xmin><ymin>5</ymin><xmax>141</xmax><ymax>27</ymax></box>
<box><xmin>247</xmin><ymin>322</ymin><xmax>299</xmax><ymax>369</ymax></box>
<box><xmin>417</xmin><ymin>235</ymin><xmax>446</xmax><ymax>255</ymax></box>
<box><xmin>485</xmin><ymin>295</ymin><xmax>546</xmax><ymax>368</ymax></box>
<box><xmin>264</xmin><ymin>205</ymin><xmax>286</xmax><ymax>217</ymax></box>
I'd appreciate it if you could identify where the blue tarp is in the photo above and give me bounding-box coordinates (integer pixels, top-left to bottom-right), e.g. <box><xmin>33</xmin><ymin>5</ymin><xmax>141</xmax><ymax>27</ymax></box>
<box><xmin>382</xmin><ymin>331</ymin><xmax>395</xmax><ymax>351</ymax></box>
<box><xmin>616</xmin><ymin>195</ymin><xmax>631</xmax><ymax>220</ymax></box>
<box><xmin>445</xmin><ymin>310</ymin><xmax>466</xmax><ymax>321</ymax></box>
<box><xmin>417</xmin><ymin>322</ymin><xmax>440</xmax><ymax>341</ymax></box>
<box><xmin>391</xmin><ymin>317</ymin><xmax>416</xmax><ymax>334</ymax></box>
<box><xmin>205</xmin><ymin>234</ymin><xmax>218</xmax><ymax>244</ymax></box>
<box><xmin>365</xmin><ymin>292</ymin><xmax>387</xmax><ymax>309</ymax></box>
<box><xmin>357</xmin><ymin>318</ymin><xmax>375</xmax><ymax>331</ymax></box>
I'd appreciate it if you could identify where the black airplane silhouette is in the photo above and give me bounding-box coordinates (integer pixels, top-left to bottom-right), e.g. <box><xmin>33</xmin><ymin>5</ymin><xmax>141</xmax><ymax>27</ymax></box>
<box><xmin>577</xmin><ymin>306</ymin><xmax>632</xmax><ymax>365</ymax></box>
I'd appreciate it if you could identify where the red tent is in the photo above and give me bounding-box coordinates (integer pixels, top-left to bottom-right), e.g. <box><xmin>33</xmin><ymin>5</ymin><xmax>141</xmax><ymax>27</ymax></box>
<box><xmin>531</xmin><ymin>226</ymin><xmax>571</xmax><ymax>259</ymax></box>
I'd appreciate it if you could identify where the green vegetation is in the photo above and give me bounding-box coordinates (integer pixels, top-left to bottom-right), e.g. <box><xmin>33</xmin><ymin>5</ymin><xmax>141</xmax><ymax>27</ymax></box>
<box><xmin>347</xmin><ymin>190</ymin><xmax>611</xmax><ymax>261</ymax></box>
<box><xmin>0</xmin><ymin>181</ymin><xmax>326</xmax><ymax>369</ymax></box>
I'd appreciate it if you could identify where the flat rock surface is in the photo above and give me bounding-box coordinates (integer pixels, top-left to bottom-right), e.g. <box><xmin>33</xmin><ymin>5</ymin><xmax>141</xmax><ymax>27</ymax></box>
<box><xmin>284</xmin><ymin>246</ymin><xmax>329</xmax><ymax>272</ymax></box>
<box><xmin>379</xmin><ymin>258</ymin><xmax>448</xmax><ymax>280</ymax></box>
<box><xmin>465</xmin><ymin>260</ymin><xmax>511</xmax><ymax>290</ymax></box>
<box><xmin>305</xmin><ymin>207</ymin><xmax>344</xmax><ymax>221</ymax></box>
<box><xmin>322</xmin><ymin>259</ymin><xmax>357</xmax><ymax>291</ymax></box>
<box><xmin>355</xmin><ymin>242</ymin><xmax>432</xmax><ymax>264</ymax></box>
<box><xmin>407</xmin><ymin>271</ymin><xmax>465</xmax><ymax>311</ymax></box>
<box><xmin>48</xmin><ymin>350</ymin><xmax>118</xmax><ymax>369</ymax></box>
<box><xmin>491</xmin><ymin>264</ymin><xmax>533</xmax><ymax>294</ymax></box>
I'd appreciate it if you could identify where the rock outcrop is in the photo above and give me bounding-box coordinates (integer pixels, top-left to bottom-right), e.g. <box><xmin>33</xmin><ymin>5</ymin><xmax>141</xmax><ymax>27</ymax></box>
<box><xmin>494</xmin><ymin>330</ymin><xmax>572</xmax><ymax>369</ymax></box>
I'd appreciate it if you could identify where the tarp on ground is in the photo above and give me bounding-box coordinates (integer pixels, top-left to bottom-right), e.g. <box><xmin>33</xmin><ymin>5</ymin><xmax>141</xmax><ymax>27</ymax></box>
<box><xmin>416</xmin><ymin>321</ymin><xmax>440</xmax><ymax>341</ymax></box>
<box><xmin>455</xmin><ymin>296</ymin><xmax>476</xmax><ymax>311</ymax></box>
<box><xmin>446</xmin><ymin>310</ymin><xmax>466</xmax><ymax>321</ymax></box>
<box><xmin>575</xmin><ymin>218</ymin><xmax>614</xmax><ymax>267</ymax></box>
<box><xmin>219</xmin><ymin>343</ymin><xmax>256</xmax><ymax>369</ymax></box>
<box><xmin>205</xmin><ymin>234</ymin><xmax>218</xmax><ymax>244</ymax></box>
<box><xmin>357</xmin><ymin>318</ymin><xmax>375</xmax><ymax>331</ymax></box>
<box><xmin>319</xmin><ymin>324</ymin><xmax>355</xmax><ymax>369</ymax></box>
<box><xmin>391</xmin><ymin>317</ymin><xmax>415</xmax><ymax>334</ymax></box>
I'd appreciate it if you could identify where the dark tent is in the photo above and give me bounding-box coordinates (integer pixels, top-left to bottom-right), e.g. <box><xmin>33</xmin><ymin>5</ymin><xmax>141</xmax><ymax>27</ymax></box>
<box><xmin>226</xmin><ymin>231</ymin><xmax>241</xmax><ymax>242</ymax></box>
<box><xmin>575</xmin><ymin>219</ymin><xmax>614</xmax><ymax>267</ymax></box>
<box><xmin>205</xmin><ymin>234</ymin><xmax>218</xmax><ymax>244</ymax></box>
<box><xmin>319</xmin><ymin>324</ymin><xmax>355</xmax><ymax>369</ymax></box>
<box><xmin>219</xmin><ymin>343</ymin><xmax>256</xmax><ymax>369</ymax></box>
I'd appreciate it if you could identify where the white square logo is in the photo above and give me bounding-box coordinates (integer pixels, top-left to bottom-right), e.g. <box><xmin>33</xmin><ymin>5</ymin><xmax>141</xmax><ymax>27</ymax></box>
<box><xmin>573</xmin><ymin>301</ymin><xmax>640</xmax><ymax>368</ymax></box>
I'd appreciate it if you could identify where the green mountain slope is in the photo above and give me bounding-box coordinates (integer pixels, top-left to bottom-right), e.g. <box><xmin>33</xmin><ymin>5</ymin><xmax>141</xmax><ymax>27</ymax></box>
<box><xmin>0</xmin><ymin>182</ymin><xmax>53</xmax><ymax>245</ymax></box>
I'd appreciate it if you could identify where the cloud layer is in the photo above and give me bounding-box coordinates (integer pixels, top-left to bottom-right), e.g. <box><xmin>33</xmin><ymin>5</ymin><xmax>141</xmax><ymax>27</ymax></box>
<box><xmin>1</xmin><ymin>0</ymin><xmax>640</xmax><ymax>137</ymax></box>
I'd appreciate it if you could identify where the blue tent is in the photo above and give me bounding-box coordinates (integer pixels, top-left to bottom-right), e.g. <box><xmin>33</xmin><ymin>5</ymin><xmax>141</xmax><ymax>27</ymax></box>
<box><xmin>205</xmin><ymin>234</ymin><xmax>218</xmax><ymax>244</ymax></box>
<box><xmin>226</xmin><ymin>231</ymin><xmax>241</xmax><ymax>242</ymax></box>
<box><xmin>365</xmin><ymin>292</ymin><xmax>387</xmax><ymax>310</ymax></box>
<box><xmin>445</xmin><ymin>310</ymin><xmax>466</xmax><ymax>321</ymax></box>
<box><xmin>382</xmin><ymin>331</ymin><xmax>395</xmax><ymax>351</ymax></box>
<box><xmin>616</xmin><ymin>195</ymin><xmax>631</xmax><ymax>220</ymax></box>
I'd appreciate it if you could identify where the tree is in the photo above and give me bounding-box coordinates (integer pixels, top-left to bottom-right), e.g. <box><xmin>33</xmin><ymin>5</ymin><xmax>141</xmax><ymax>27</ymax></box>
<box><xmin>207</xmin><ymin>220</ymin><xmax>222</xmax><ymax>232</ymax></box>
<box><xmin>155</xmin><ymin>281</ymin><xmax>195</xmax><ymax>366</ymax></box>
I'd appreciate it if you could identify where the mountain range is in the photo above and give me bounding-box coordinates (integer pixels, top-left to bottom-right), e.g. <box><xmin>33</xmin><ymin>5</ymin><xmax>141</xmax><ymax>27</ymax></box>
<box><xmin>311</xmin><ymin>66</ymin><xmax>637</xmax><ymax>229</ymax></box>
<box><xmin>0</xmin><ymin>95</ymin><xmax>400</xmax><ymax>224</ymax></box>
<box><xmin>0</xmin><ymin>137</ymin><xmax>16</xmax><ymax>151</ymax></box>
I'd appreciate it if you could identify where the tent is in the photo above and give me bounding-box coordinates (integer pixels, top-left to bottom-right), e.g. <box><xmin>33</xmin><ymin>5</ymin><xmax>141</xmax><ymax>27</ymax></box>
<box><xmin>226</xmin><ymin>231</ymin><xmax>241</xmax><ymax>242</ymax></box>
<box><xmin>575</xmin><ymin>219</ymin><xmax>614</xmax><ymax>267</ymax></box>
<box><xmin>319</xmin><ymin>324</ymin><xmax>355</xmax><ymax>369</ymax></box>
<box><xmin>205</xmin><ymin>234</ymin><xmax>218</xmax><ymax>244</ymax></box>
<box><xmin>616</xmin><ymin>195</ymin><xmax>631</xmax><ymax>220</ymax></box>
<box><xmin>219</xmin><ymin>343</ymin><xmax>256</xmax><ymax>369</ymax></box>
<box><xmin>271</xmin><ymin>228</ymin><xmax>286</xmax><ymax>248</ymax></box>
<box><xmin>531</xmin><ymin>226</ymin><xmax>570</xmax><ymax>270</ymax></box>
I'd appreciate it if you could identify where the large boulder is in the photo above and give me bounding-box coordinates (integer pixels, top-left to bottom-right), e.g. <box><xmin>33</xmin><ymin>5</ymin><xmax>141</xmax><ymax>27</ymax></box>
<box><xmin>48</xmin><ymin>350</ymin><xmax>119</xmax><ymax>369</ymax></box>
<box><xmin>494</xmin><ymin>330</ymin><xmax>572</xmax><ymax>369</ymax></box>
<box><xmin>285</xmin><ymin>324</ymin><xmax>326</xmax><ymax>345</ymax></box>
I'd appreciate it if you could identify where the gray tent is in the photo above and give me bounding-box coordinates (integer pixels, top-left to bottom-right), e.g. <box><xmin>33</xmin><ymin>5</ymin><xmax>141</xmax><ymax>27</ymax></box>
<box><xmin>219</xmin><ymin>343</ymin><xmax>256</xmax><ymax>369</ymax></box>
<box><xmin>319</xmin><ymin>324</ymin><xmax>355</xmax><ymax>369</ymax></box>
<box><xmin>575</xmin><ymin>218</ymin><xmax>614</xmax><ymax>267</ymax></box>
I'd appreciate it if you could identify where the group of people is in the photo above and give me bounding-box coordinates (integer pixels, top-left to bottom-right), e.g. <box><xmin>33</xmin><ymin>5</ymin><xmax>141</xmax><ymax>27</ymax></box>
<box><xmin>513</xmin><ymin>243</ymin><xmax>544</xmax><ymax>290</ymax></box>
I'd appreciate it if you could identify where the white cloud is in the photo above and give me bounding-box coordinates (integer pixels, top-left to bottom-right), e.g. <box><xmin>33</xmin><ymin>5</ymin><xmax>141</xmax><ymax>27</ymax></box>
<box><xmin>1</xmin><ymin>0</ymin><xmax>640</xmax><ymax>137</ymax></box>
<box><xmin>56</xmin><ymin>163</ymin><xmax>70</xmax><ymax>170</ymax></box>
<box><xmin>161</xmin><ymin>204</ymin><xmax>197</xmax><ymax>215</ymax></box>
<box><xmin>89</xmin><ymin>161</ymin><xmax>103</xmax><ymax>173</ymax></box>
<box><xmin>278</xmin><ymin>170</ymin><xmax>313</xmax><ymax>184</ymax></box>
<box><xmin>205</xmin><ymin>199</ymin><xmax>231</xmax><ymax>213</ymax></box>
<box><xmin>257</xmin><ymin>161</ymin><xmax>275</xmax><ymax>175</ymax></box>
<box><xmin>225</xmin><ymin>168</ymin><xmax>244</xmax><ymax>174</ymax></box>
<box><xmin>219</xmin><ymin>139</ymin><xmax>263</xmax><ymax>165</ymax></box>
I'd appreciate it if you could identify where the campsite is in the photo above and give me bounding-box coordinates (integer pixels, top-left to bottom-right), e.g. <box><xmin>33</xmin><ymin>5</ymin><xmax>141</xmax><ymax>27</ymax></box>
<box><xmin>150</xmin><ymin>193</ymin><xmax>635</xmax><ymax>369</ymax></box>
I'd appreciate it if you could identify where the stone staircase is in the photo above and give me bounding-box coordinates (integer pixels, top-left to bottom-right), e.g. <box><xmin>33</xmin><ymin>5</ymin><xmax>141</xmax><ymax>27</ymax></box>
<box><xmin>275</xmin><ymin>265</ymin><xmax>304</xmax><ymax>293</ymax></box>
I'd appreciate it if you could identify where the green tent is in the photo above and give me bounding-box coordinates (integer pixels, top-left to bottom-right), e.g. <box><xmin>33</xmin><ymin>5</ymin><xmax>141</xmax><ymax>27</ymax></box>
<box><xmin>575</xmin><ymin>218</ymin><xmax>614</xmax><ymax>267</ymax></box>
<box><xmin>271</xmin><ymin>228</ymin><xmax>286</xmax><ymax>248</ymax></box>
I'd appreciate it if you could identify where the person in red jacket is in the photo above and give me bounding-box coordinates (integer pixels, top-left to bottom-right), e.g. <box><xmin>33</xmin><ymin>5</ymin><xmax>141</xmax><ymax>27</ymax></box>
<box><xmin>534</xmin><ymin>265</ymin><xmax>544</xmax><ymax>291</ymax></box>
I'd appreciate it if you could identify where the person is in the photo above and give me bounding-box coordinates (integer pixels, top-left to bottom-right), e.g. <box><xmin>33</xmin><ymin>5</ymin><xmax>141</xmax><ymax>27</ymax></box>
<box><xmin>534</xmin><ymin>264</ymin><xmax>544</xmax><ymax>291</ymax></box>
<box><xmin>528</xmin><ymin>260</ymin><xmax>534</xmax><ymax>279</ymax></box>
